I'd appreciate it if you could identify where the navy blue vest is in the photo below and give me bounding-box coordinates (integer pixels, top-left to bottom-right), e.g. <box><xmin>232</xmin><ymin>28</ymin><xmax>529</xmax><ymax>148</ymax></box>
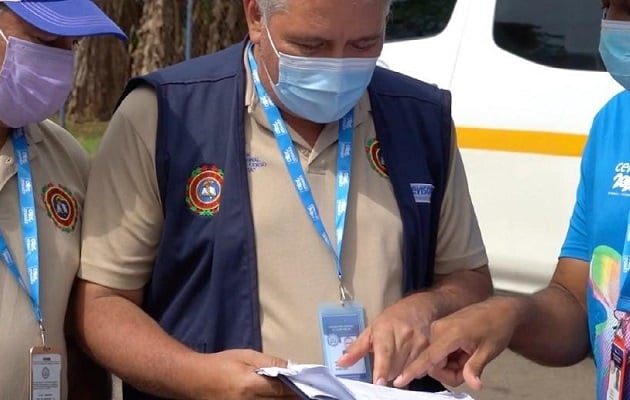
<box><xmin>118</xmin><ymin>41</ymin><xmax>451</xmax><ymax>399</ymax></box>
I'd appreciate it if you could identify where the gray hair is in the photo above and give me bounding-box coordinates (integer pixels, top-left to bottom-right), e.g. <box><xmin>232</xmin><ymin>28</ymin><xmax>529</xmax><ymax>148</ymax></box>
<box><xmin>256</xmin><ymin>0</ymin><xmax>393</xmax><ymax>20</ymax></box>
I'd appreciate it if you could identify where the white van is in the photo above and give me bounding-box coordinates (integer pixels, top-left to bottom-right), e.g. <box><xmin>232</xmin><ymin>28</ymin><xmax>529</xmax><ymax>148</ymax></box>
<box><xmin>380</xmin><ymin>0</ymin><xmax>622</xmax><ymax>293</ymax></box>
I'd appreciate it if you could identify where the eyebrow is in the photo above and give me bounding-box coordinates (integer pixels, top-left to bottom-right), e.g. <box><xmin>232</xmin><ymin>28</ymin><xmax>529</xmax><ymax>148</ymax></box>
<box><xmin>284</xmin><ymin>32</ymin><xmax>384</xmax><ymax>44</ymax></box>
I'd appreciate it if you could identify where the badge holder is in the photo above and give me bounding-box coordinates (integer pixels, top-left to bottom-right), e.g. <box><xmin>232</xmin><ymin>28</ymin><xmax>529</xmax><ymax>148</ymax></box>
<box><xmin>30</xmin><ymin>325</ymin><xmax>62</xmax><ymax>400</ymax></box>
<box><xmin>607</xmin><ymin>313</ymin><xmax>628</xmax><ymax>400</ymax></box>
<box><xmin>318</xmin><ymin>283</ymin><xmax>372</xmax><ymax>383</ymax></box>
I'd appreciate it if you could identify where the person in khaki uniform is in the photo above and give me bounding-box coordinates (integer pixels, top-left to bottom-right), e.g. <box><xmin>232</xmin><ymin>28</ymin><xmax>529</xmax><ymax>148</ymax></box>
<box><xmin>74</xmin><ymin>1</ymin><xmax>492</xmax><ymax>399</ymax></box>
<box><xmin>0</xmin><ymin>1</ymin><xmax>126</xmax><ymax>399</ymax></box>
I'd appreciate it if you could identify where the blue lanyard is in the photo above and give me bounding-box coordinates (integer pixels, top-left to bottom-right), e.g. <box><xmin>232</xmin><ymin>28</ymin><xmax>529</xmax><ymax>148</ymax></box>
<box><xmin>0</xmin><ymin>129</ymin><xmax>44</xmax><ymax>341</ymax></box>
<box><xmin>247</xmin><ymin>45</ymin><xmax>352</xmax><ymax>282</ymax></box>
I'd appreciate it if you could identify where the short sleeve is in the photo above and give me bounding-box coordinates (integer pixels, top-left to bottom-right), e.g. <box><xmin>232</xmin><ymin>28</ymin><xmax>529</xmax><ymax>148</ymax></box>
<box><xmin>559</xmin><ymin>125</ymin><xmax>596</xmax><ymax>262</ymax></box>
<box><xmin>434</xmin><ymin>126</ymin><xmax>489</xmax><ymax>274</ymax></box>
<box><xmin>78</xmin><ymin>87</ymin><xmax>163</xmax><ymax>290</ymax></box>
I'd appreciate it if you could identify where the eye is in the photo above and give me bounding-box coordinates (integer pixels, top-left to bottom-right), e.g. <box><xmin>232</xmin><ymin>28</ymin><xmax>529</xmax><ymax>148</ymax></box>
<box><xmin>297</xmin><ymin>41</ymin><xmax>323</xmax><ymax>53</ymax></box>
<box><xmin>352</xmin><ymin>39</ymin><xmax>379</xmax><ymax>51</ymax></box>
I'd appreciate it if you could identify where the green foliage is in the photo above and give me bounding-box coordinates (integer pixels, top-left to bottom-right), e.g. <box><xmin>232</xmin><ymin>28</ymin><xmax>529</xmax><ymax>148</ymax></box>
<box><xmin>67</xmin><ymin>120</ymin><xmax>108</xmax><ymax>156</ymax></box>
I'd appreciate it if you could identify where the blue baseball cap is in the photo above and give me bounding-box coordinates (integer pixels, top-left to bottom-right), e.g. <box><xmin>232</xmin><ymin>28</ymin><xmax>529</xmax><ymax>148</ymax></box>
<box><xmin>2</xmin><ymin>0</ymin><xmax>127</xmax><ymax>42</ymax></box>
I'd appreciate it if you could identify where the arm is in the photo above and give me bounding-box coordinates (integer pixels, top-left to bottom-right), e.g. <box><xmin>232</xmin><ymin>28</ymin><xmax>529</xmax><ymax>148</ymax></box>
<box><xmin>394</xmin><ymin>257</ymin><xmax>589</xmax><ymax>389</ymax></box>
<box><xmin>75</xmin><ymin>88</ymin><xmax>294</xmax><ymax>400</ymax></box>
<box><xmin>65</xmin><ymin>282</ymin><xmax>112</xmax><ymax>400</ymax></box>
<box><xmin>509</xmin><ymin>257</ymin><xmax>589</xmax><ymax>365</ymax></box>
<box><xmin>421</xmin><ymin>265</ymin><xmax>493</xmax><ymax>322</ymax></box>
<box><xmin>74</xmin><ymin>280</ymin><xmax>295</xmax><ymax>400</ymax></box>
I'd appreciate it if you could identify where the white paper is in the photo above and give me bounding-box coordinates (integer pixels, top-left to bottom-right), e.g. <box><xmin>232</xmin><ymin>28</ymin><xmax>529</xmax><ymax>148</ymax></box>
<box><xmin>257</xmin><ymin>362</ymin><xmax>475</xmax><ymax>400</ymax></box>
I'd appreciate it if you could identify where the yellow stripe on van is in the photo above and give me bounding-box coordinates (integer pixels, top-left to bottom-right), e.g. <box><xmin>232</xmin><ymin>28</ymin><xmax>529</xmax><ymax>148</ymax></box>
<box><xmin>457</xmin><ymin>127</ymin><xmax>588</xmax><ymax>157</ymax></box>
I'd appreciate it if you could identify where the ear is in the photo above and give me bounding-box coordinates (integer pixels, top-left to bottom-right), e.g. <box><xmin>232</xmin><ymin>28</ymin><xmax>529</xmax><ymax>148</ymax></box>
<box><xmin>243</xmin><ymin>0</ymin><xmax>264</xmax><ymax>44</ymax></box>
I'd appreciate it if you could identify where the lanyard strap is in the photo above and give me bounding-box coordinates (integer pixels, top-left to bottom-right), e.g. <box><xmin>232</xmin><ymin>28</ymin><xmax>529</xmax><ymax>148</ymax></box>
<box><xmin>0</xmin><ymin>129</ymin><xmax>44</xmax><ymax>343</ymax></box>
<box><xmin>247</xmin><ymin>45</ymin><xmax>353</xmax><ymax>283</ymax></box>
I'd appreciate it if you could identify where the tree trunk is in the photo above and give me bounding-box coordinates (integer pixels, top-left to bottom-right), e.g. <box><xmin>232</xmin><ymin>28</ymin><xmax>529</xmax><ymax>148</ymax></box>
<box><xmin>67</xmin><ymin>0</ymin><xmax>142</xmax><ymax>122</ymax></box>
<box><xmin>67</xmin><ymin>0</ymin><xmax>248</xmax><ymax>122</ymax></box>
<box><xmin>193</xmin><ymin>0</ymin><xmax>248</xmax><ymax>57</ymax></box>
<box><xmin>131</xmin><ymin>0</ymin><xmax>182</xmax><ymax>76</ymax></box>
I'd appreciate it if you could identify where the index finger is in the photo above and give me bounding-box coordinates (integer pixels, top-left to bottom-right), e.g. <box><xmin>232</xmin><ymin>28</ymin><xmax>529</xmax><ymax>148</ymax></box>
<box><xmin>336</xmin><ymin>329</ymin><xmax>372</xmax><ymax>368</ymax></box>
<box><xmin>393</xmin><ymin>336</ymin><xmax>465</xmax><ymax>388</ymax></box>
<box><xmin>370</xmin><ymin>326</ymin><xmax>396</xmax><ymax>385</ymax></box>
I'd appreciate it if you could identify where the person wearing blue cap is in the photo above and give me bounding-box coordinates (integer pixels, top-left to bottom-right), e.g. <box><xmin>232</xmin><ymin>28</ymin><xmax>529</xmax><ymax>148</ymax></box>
<box><xmin>0</xmin><ymin>1</ymin><xmax>126</xmax><ymax>399</ymax></box>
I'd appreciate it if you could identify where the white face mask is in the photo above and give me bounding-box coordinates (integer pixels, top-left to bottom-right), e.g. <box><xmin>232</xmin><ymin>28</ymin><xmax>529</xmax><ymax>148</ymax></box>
<box><xmin>0</xmin><ymin>30</ymin><xmax>75</xmax><ymax>128</ymax></box>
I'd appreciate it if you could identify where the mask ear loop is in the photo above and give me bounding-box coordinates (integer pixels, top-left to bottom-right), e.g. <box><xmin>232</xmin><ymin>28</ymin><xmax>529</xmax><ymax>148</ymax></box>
<box><xmin>0</xmin><ymin>29</ymin><xmax>8</xmax><ymax>44</ymax></box>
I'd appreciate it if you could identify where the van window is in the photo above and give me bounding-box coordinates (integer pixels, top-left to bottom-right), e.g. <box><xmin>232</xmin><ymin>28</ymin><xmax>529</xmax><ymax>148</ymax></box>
<box><xmin>386</xmin><ymin>0</ymin><xmax>457</xmax><ymax>41</ymax></box>
<box><xmin>493</xmin><ymin>0</ymin><xmax>605</xmax><ymax>71</ymax></box>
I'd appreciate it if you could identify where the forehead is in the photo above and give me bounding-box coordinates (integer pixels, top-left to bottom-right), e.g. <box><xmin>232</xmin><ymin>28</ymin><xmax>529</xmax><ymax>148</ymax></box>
<box><xmin>270</xmin><ymin>0</ymin><xmax>387</xmax><ymax>35</ymax></box>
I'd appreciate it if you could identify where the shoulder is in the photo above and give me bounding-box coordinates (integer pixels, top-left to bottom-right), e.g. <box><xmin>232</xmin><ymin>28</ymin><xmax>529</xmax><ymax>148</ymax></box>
<box><xmin>592</xmin><ymin>90</ymin><xmax>630</xmax><ymax>128</ymax></box>
<box><xmin>27</xmin><ymin>120</ymin><xmax>90</xmax><ymax>187</ymax></box>
<box><xmin>118</xmin><ymin>41</ymin><xmax>246</xmax><ymax>111</ymax></box>
<box><xmin>30</xmin><ymin>120</ymin><xmax>89</xmax><ymax>163</ymax></box>
<box><xmin>588</xmin><ymin>90</ymin><xmax>630</xmax><ymax>146</ymax></box>
<box><xmin>117</xmin><ymin>86</ymin><xmax>157</xmax><ymax>120</ymax></box>
<box><xmin>142</xmin><ymin>41</ymin><xmax>246</xmax><ymax>86</ymax></box>
<box><xmin>369</xmin><ymin>67</ymin><xmax>449</xmax><ymax>107</ymax></box>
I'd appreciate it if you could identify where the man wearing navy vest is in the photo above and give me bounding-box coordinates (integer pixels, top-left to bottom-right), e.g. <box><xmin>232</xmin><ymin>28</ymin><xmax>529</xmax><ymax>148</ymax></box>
<box><xmin>74</xmin><ymin>0</ymin><xmax>492</xmax><ymax>398</ymax></box>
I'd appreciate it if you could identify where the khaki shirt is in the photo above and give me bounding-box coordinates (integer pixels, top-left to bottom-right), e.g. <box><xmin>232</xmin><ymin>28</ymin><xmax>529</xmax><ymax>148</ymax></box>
<box><xmin>0</xmin><ymin>121</ymin><xmax>89</xmax><ymax>399</ymax></box>
<box><xmin>80</xmin><ymin>55</ymin><xmax>487</xmax><ymax>364</ymax></box>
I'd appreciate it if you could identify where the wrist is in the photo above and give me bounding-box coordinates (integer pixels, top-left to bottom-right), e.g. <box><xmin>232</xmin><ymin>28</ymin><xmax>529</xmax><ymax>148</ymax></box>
<box><xmin>488</xmin><ymin>295</ymin><xmax>532</xmax><ymax>327</ymax></box>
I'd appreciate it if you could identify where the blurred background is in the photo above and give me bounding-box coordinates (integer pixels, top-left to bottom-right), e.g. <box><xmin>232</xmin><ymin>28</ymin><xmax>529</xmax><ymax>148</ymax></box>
<box><xmin>61</xmin><ymin>0</ymin><xmax>454</xmax><ymax>153</ymax></box>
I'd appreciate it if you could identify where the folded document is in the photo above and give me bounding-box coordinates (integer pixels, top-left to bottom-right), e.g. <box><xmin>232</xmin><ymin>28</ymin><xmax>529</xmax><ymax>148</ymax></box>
<box><xmin>258</xmin><ymin>362</ymin><xmax>475</xmax><ymax>400</ymax></box>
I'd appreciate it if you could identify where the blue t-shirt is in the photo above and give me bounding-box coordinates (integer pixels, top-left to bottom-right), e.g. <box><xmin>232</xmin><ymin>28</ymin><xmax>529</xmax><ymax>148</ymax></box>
<box><xmin>560</xmin><ymin>90</ymin><xmax>630</xmax><ymax>400</ymax></box>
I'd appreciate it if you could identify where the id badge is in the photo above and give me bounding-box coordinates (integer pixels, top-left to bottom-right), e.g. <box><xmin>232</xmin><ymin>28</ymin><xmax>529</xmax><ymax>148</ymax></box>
<box><xmin>607</xmin><ymin>332</ymin><xmax>627</xmax><ymax>400</ymax></box>
<box><xmin>318</xmin><ymin>301</ymin><xmax>371</xmax><ymax>382</ymax></box>
<box><xmin>30</xmin><ymin>347</ymin><xmax>62</xmax><ymax>400</ymax></box>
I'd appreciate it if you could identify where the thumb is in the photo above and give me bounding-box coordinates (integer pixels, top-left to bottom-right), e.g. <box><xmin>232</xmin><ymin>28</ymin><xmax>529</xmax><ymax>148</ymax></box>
<box><xmin>462</xmin><ymin>347</ymin><xmax>494</xmax><ymax>391</ymax></box>
<box><xmin>245</xmin><ymin>350</ymin><xmax>289</xmax><ymax>369</ymax></box>
<box><xmin>336</xmin><ymin>329</ymin><xmax>372</xmax><ymax>367</ymax></box>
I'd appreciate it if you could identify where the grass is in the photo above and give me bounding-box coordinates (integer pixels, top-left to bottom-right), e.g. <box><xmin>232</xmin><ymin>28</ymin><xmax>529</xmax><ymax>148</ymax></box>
<box><xmin>52</xmin><ymin>117</ymin><xmax>108</xmax><ymax>156</ymax></box>
<box><xmin>68</xmin><ymin>120</ymin><xmax>108</xmax><ymax>155</ymax></box>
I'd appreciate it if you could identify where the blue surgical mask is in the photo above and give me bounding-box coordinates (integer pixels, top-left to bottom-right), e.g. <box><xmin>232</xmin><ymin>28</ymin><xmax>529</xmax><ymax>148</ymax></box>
<box><xmin>599</xmin><ymin>18</ymin><xmax>630</xmax><ymax>90</ymax></box>
<box><xmin>264</xmin><ymin>29</ymin><xmax>378</xmax><ymax>123</ymax></box>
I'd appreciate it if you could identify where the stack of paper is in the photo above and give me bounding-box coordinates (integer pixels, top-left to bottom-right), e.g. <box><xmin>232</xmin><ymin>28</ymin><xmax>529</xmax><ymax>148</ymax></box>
<box><xmin>258</xmin><ymin>363</ymin><xmax>475</xmax><ymax>400</ymax></box>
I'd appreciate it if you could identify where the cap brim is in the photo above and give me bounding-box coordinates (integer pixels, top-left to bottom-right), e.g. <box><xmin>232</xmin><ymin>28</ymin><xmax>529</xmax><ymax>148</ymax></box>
<box><xmin>3</xmin><ymin>0</ymin><xmax>127</xmax><ymax>42</ymax></box>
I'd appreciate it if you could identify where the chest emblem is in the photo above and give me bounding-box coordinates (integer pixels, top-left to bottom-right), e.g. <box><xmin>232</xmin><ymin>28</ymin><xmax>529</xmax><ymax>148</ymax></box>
<box><xmin>42</xmin><ymin>183</ymin><xmax>78</xmax><ymax>232</ymax></box>
<box><xmin>365</xmin><ymin>138</ymin><xmax>389</xmax><ymax>178</ymax></box>
<box><xmin>186</xmin><ymin>164</ymin><xmax>224</xmax><ymax>217</ymax></box>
